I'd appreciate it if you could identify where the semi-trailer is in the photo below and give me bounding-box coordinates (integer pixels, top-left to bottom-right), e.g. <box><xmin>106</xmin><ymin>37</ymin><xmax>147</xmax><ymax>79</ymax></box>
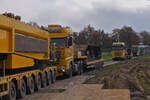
<box><xmin>112</xmin><ymin>42</ymin><xmax>133</xmax><ymax>60</ymax></box>
<box><xmin>112</xmin><ymin>42</ymin><xmax>126</xmax><ymax>60</ymax></box>
<box><xmin>47</xmin><ymin>25</ymin><xmax>104</xmax><ymax>77</ymax></box>
<box><xmin>0</xmin><ymin>13</ymin><xmax>57</xmax><ymax>100</ymax></box>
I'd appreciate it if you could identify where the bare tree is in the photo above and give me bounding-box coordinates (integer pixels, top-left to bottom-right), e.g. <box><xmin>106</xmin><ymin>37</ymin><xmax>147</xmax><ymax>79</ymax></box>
<box><xmin>140</xmin><ymin>31</ymin><xmax>150</xmax><ymax>45</ymax></box>
<box><xmin>112</xmin><ymin>26</ymin><xmax>140</xmax><ymax>47</ymax></box>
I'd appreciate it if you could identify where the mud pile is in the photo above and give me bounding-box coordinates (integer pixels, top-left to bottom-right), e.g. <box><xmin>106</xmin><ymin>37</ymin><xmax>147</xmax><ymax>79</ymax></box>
<box><xmin>85</xmin><ymin>58</ymin><xmax>150</xmax><ymax>100</ymax></box>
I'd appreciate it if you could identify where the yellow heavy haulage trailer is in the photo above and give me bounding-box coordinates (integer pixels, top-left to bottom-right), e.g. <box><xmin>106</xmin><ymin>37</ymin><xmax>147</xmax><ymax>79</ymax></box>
<box><xmin>0</xmin><ymin>14</ymin><xmax>57</xmax><ymax>100</ymax></box>
<box><xmin>0</xmin><ymin>13</ymin><xmax>104</xmax><ymax>100</ymax></box>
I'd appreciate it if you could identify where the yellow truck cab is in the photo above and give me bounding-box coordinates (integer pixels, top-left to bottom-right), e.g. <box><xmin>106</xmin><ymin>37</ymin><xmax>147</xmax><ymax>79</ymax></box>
<box><xmin>48</xmin><ymin>25</ymin><xmax>74</xmax><ymax>77</ymax></box>
<box><xmin>112</xmin><ymin>42</ymin><xmax>126</xmax><ymax>60</ymax></box>
<box><xmin>48</xmin><ymin>25</ymin><xmax>104</xmax><ymax>77</ymax></box>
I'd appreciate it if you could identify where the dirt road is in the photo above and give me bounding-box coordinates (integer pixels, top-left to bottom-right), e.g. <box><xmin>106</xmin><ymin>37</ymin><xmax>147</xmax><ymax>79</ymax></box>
<box><xmin>21</xmin><ymin>61</ymin><xmax>118</xmax><ymax>100</ymax></box>
<box><xmin>103</xmin><ymin>61</ymin><xmax>119</xmax><ymax>67</ymax></box>
<box><xmin>21</xmin><ymin>75</ymin><xmax>91</xmax><ymax>100</ymax></box>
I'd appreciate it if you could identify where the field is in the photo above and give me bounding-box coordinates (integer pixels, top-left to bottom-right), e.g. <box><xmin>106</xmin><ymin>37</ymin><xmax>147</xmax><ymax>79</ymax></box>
<box><xmin>102</xmin><ymin>52</ymin><xmax>112</xmax><ymax>62</ymax></box>
<box><xmin>85</xmin><ymin>55</ymin><xmax>150</xmax><ymax>100</ymax></box>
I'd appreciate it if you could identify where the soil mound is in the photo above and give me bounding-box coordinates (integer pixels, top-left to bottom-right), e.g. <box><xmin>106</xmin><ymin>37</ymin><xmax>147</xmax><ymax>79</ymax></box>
<box><xmin>85</xmin><ymin>58</ymin><xmax>150</xmax><ymax>100</ymax></box>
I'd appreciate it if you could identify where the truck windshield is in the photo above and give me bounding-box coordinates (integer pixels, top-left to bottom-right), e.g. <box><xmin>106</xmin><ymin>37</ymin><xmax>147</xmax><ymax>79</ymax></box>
<box><xmin>112</xmin><ymin>46</ymin><xmax>124</xmax><ymax>50</ymax></box>
<box><xmin>51</xmin><ymin>38</ymin><xmax>67</xmax><ymax>47</ymax></box>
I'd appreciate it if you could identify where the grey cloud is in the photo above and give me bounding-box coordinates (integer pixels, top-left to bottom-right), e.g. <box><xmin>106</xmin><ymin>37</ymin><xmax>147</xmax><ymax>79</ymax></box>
<box><xmin>1</xmin><ymin>0</ymin><xmax>150</xmax><ymax>33</ymax></box>
<box><xmin>89</xmin><ymin>2</ymin><xmax>150</xmax><ymax>32</ymax></box>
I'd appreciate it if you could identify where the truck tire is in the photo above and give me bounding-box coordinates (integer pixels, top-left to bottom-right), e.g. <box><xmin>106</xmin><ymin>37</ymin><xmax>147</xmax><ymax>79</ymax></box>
<box><xmin>78</xmin><ymin>61</ymin><xmax>83</xmax><ymax>75</ymax></box>
<box><xmin>68</xmin><ymin>64</ymin><xmax>73</xmax><ymax>78</ymax></box>
<box><xmin>36</xmin><ymin>74</ymin><xmax>42</xmax><ymax>90</ymax></box>
<box><xmin>18</xmin><ymin>79</ymin><xmax>26</xmax><ymax>98</ymax></box>
<box><xmin>94</xmin><ymin>63</ymin><xmax>99</xmax><ymax>70</ymax></box>
<box><xmin>52</xmin><ymin>71</ymin><xmax>56</xmax><ymax>83</ymax></box>
<box><xmin>47</xmin><ymin>71</ymin><xmax>52</xmax><ymax>85</ymax></box>
<box><xmin>42</xmin><ymin>72</ymin><xmax>47</xmax><ymax>88</ymax></box>
<box><xmin>6</xmin><ymin>82</ymin><xmax>16</xmax><ymax>100</ymax></box>
<box><xmin>27</xmin><ymin>76</ymin><xmax>35</xmax><ymax>94</ymax></box>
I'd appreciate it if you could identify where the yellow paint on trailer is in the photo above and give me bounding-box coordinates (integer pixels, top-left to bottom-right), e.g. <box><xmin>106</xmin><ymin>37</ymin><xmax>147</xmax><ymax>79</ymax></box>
<box><xmin>0</xmin><ymin>14</ymin><xmax>50</xmax><ymax>60</ymax></box>
<box><xmin>87</xmin><ymin>59</ymin><xmax>104</xmax><ymax>66</ymax></box>
<box><xmin>0</xmin><ymin>77</ymin><xmax>9</xmax><ymax>96</ymax></box>
<box><xmin>75</xmin><ymin>55</ymin><xmax>87</xmax><ymax>60</ymax></box>
<box><xmin>16</xmin><ymin>52</ymin><xmax>49</xmax><ymax>60</ymax></box>
<box><xmin>0</xmin><ymin>29</ymin><xmax>12</xmax><ymax>53</ymax></box>
<box><xmin>0</xmin><ymin>54</ymin><xmax>34</xmax><ymax>69</ymax></box>
<box><xmin>0</xmin><ymin>14</ymin><xmax>51</xmax><ymax>71</ymax></box>
<box><xmin>0</xmin><ymin>15</ymin><xmax>49</xmax><ymax>39</ymax></box>
<box><xmin>0</xmin><ymin>14</ymin><xmax>58</xmax><ymax>98</ymax></box>
<box><xmin>0</xmin><ymin>66</ymin><xmax>57</xmax><ymax>96</ymax></box>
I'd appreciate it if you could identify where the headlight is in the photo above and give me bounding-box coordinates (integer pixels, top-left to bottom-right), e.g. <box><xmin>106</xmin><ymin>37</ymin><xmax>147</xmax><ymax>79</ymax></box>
<box><xmin>60</xmin><ymin>66</ymin><xmax>65</xmax><ymax>72</ymax></box>
<box><xmin>67</xmin><ymin>50</ymin><xmax>71</xmax><ymax>55</ymax></box>
<box><xmin>78</xmin><ymin>51</ymin><xmax>81</xmax><ymax>56</ymax></box>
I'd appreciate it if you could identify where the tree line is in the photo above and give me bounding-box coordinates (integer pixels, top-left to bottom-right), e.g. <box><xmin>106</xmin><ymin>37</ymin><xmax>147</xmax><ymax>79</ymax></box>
<box><xmin>74</xmin><ymin>25</ymin><xmax>150</xmax><ymax>49</ymax></box>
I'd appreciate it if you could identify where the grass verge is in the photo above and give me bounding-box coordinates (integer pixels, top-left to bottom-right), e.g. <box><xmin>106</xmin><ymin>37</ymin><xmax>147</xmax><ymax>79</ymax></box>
<box><xmin>102</xmin><ymin>52</ymin><xmax>112</xmax><ymax>62</ymax></box>
<box><xmin>85</xmin><ymin>54</ymin><xmax>150</xmax><ymax>100</ymax></box>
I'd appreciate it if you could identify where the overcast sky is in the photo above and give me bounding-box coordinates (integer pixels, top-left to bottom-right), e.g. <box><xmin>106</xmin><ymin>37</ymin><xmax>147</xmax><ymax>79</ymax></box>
<box><xmin>1</xmin><ymin>0</ymin><xmax>150</xmax><ymax>33</ymax></box>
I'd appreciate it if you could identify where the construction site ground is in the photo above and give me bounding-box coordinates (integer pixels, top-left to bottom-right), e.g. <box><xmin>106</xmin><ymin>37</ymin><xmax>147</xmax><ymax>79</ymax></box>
<box><xmin>85</xmin><ymin>55</ymin><xmax>150</xmax><ymax>100</ymax></box>
<box><xmin>19</xmin><ymin>60</ymin><xmax>132</xmax><ymax>100</ymax></box>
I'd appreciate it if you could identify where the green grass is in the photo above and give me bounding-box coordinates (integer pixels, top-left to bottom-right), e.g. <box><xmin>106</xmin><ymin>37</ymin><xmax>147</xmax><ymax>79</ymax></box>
<box><xmin>134</xmin><ymin>54</ymin><xmax>150</xmax><ymax>60</ymax></box>
<box><xmin>102</xmin><ymin>52</ymin><xmax>112</xmax><ymax>62</ymax></box>
<box><xmin>89</xmin><ymin>54</ymin><xmax>150</xmax><ymax>76</ymax></box>
<box><xmin>88</xmin><ymin>60</ymin><xmax>125</xmax><ymax>76</ymax></box>
<box><xmin>101</xmin><ymin>54</ymin><xmax>150</xmax><ymax>72</ymax></box>
<box><xmin>85</xmin><ymin>54</ymin><xmax>150</xmax><ymax>99</ymax></box>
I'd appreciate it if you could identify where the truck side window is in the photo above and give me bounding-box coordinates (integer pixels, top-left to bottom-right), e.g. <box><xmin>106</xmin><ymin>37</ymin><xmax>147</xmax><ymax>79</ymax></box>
<box><xmin>68</xmin><ymin>37</ymin><xmax>72</xmax><ymax>47</ymax></box>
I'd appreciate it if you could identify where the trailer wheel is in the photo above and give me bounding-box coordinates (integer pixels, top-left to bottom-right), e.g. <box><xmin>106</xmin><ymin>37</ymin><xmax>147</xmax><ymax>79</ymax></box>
<box><xmin>47</xmin><ymin>71</ymin><xmax>52</xmax><ymax>85</ymax></box>
<box><xmin>37</xmin><ymin>74</ymin><xmax>42</xmax><ymax>90</ymax></box>
<box><xmin>42</xmin><ymin>72</ymin><xmax>47</xmax><ymax>88</ymax></box>
<box><xmin>18</xmin><ymin>79</ymin><xmax>26</xmax><ymax>98</ymax></box>
<box><xmin>52</xmin><ymin>71</ymin><xmax>56</xmax><ymax>83</ymax></box>
<box><xmin>28</xmin><ymin>76</ymin><xmax>35</xmax><ymax>94</ymax></box>
<box><xmin>6</xmin><ymin>82</ymin><xmax>16</xmax><ymax>100</ymax></box>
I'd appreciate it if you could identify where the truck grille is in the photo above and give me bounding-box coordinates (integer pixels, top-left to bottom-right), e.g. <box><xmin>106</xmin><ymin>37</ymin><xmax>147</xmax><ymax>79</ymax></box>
<box><xmin>56</xmin><ymin>51</ymin><xmax>61</xmax><ymax>61</ymax></box>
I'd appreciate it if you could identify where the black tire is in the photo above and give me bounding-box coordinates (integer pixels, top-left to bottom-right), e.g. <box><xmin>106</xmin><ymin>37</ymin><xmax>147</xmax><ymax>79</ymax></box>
<box><xmin>42</xmin><ymin>72</ymin><xmax>47</xmax><ymax>88</ymax></box>
<box><xmin>27</xmin><ymin>76</ymin><xmax>35</xmax><ymax>94</ymax></box>
<box><xmin>78</xmin><ymin>61</ymin><xmax>83</xmax><ymax>75</ymax></box>
<box><xmin>112</xmin><ymin>58</ymin><xmax>116</xmax><ymax>61</ymax></box>
<box><xmin>94</xmin><ymin>63</ymin><xmax>99</xmax><ymax>70</ymax></box>
<box><xmin>68</xmin><ymin>64</ymin><xmax>73</xmax><ymax>77</ymax></box>
<box><xmin>52</xmin><ymin>71</ymin><xmax>56</xmax><ymax>83</ymax></box>
<box><xmin>36</xmin><ymin>74</ymin><xmax>42</xmax><ymax>90</ymax></box>
<box><xmin>18</xmin><ymin>79</ymin><xmax>26</xmax><ymax>98</ymax></box>
<box><xmin>6</xmin><ymin>82</ymin><xmax>16</xmax><ymax>100</ymax></box>
<box><xmin>47</xmin><ymin>71</ymin><xmax>52</xmax><ymax>85</ymax></box>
